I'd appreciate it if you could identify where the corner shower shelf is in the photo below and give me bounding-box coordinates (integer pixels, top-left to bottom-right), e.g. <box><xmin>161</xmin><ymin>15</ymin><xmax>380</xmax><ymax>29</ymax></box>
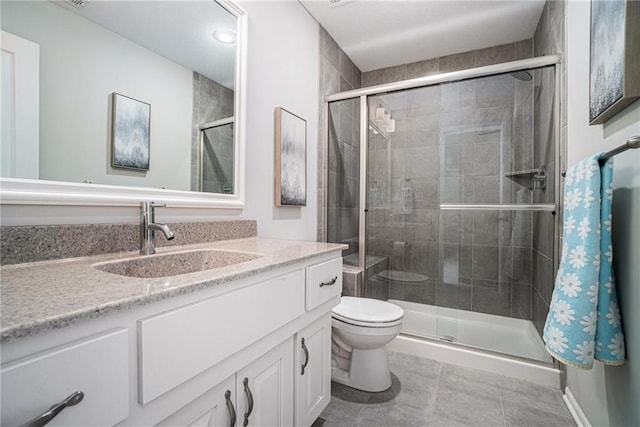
<box><xmin>504</xmin><ymin>168</ymin><xmax>542</xmax><ymax>177</ymax></box>
<box><xmin>504</xmin><ymin>165</ymin><xmax>547</xmax><ymax>190</ymax></box>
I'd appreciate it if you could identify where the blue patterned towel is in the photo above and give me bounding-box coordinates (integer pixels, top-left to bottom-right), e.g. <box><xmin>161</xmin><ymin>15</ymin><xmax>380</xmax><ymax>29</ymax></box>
<box><xmin>543</xmin><ymin>155</ymin><xmax>625</xmax><ymax>369</ymax></box>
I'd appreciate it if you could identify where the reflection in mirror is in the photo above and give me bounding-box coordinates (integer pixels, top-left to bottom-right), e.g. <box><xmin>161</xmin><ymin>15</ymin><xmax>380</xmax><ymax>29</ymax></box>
<box><xmin>199</xmin><ymin>117</ymin><xmax>234</xmax><ymax>194</ymax></box>
<box><xmin>0</xmin><ymin>0</ymin><xmax>239</xmax><ymax>195</ymax></box>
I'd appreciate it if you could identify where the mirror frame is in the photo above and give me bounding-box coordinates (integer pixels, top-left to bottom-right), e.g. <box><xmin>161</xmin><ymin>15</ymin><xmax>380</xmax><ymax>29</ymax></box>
<box><xmin>0</xmin><ymin>0</ymin><xmax>247</xmax><ymax>209</ymax></box>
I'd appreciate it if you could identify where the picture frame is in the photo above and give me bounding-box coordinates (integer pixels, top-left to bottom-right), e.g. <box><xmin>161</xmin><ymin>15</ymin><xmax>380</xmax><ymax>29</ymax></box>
<box><xmin>111</xmin><ymin>93</ymin><xmax>151</xmax><ymax>170</ymax></box>
<box><xmin>589</xmin><ymin>0</ymin><xmax>640</xmax><ymax>125</ymax></box>
<box><xmin>274</xmin><ymin>107</ymin><xmax>307</xmax><ymax>206</ymax></box>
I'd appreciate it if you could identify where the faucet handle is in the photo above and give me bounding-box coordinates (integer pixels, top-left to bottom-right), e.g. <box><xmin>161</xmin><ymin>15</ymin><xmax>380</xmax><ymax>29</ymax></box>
<box><xmin>150</xmin><ymin>203</ymin><xmax>166</xmax><ymax>209</ymax></box>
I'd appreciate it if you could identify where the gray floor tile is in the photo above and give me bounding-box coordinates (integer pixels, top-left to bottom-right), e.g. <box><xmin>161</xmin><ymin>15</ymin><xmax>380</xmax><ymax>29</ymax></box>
<box><xmin>433</xmin><ymin>381</ymin><xmax>504</xmax><ymax>427</ymax></box>
<box><xmin>318</xmin><ymin>353</ymin><xmax>573</xmax><ymax>427</ymax></box>
<box><xmin>319</xmin><ymin>395</ymin><xmax>362</xmax><ymax>427</ymax></box>
<box><xmin>427</xmin><ymin>413</ymin><xmax>475</xmax><ymax>427</ymax></box>
<box><xmin>499</xmin><ymin>377</ymin><xmax>572</xmax><ymax>418</ymax></box>
<box><xmin>503</xmin><ymin>401</ymin><xmax>576</xmax><ymax>427</ymax></box>
<box><xmin>439</xmin><ymin>362</ymin><xmax>500</xmax><ymax>395</ymax></box>
<box><xmin>355</xmin><ymin>402</ymin><xmax>429</xmax><ymax>427</ymax></box>
<box><xmin>390</xmin><ymin>352</ymin><xmax>442</xmax><ymax>380</ymax></box>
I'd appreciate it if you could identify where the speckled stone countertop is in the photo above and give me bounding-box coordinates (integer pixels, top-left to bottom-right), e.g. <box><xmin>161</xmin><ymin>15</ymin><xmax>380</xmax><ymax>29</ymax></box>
<box><xmin>0</xmin><ymin>238</ymin><xmax>346</xmax><ymax>343</ymax></box>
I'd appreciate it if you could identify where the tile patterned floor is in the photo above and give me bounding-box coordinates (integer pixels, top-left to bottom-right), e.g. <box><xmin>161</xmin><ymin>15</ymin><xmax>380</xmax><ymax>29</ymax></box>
<box><xmin>314</xmin><ymin>352</ymin><xmax>576</xmax><ymax>427</ymax></box>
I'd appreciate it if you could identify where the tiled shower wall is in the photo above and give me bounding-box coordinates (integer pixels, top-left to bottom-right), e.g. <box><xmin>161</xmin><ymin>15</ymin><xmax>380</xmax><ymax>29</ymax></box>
<box><xmin>191</xmin><ymin>72</ymin><xmax>235</xmax><ymax>191</ymax></box>
<box><xmin>532</xmin><ymin>0</ymin><xmax>566</xmax><ymax>335</ymax></box>
<box><xmin>317</xmin><ymin>27</ymin><xmax>363</xmax><ymax>249</ymax></box>
<box><xmin>364</xmin><ymin>40</ymin><xmax>542</xmax><ymax>318</ymax></box>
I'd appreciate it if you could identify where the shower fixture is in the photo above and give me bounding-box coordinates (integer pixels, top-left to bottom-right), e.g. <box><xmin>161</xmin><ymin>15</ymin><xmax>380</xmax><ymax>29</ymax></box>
<box><xmin>510</xmin><ymin>70</ymin><xmax>533</xmax><ymax>81</ymax></box>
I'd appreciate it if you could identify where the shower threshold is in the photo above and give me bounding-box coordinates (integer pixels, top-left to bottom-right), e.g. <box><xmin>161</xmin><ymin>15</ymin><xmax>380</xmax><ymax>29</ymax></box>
<box><xmin>390</xmin><ymin>300</ymin><xmax>551</xmax><ymax>363</ymax></box>
<box><xmin>388</xmin><ymin>300</ymin><xmax>559</xmax><ymax>388</ymax></box>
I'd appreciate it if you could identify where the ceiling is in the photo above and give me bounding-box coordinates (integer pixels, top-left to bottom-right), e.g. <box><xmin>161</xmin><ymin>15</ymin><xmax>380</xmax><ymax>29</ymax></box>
<box><xmin>55</xmin><ymin>0</ymin><xmax>237</xmax><ymax>89</ymax></box>
<box><xmin>300</xmin><ymin>0</ymin><xmax>546</xmax><ymax>72</ymax></box>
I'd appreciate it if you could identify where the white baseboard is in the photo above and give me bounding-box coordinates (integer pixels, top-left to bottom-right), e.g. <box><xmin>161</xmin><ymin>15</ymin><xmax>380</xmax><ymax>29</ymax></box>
<box><xmin>563</xmin><ymin>387</ymin><xmax>592</xmax><ymax>427</ymax></box>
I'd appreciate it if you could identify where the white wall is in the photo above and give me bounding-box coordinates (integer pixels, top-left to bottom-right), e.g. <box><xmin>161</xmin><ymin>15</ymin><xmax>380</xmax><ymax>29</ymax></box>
<box><xmin>237</xmin><ymin>1</ymin><xmax>319</xmax><ymax>241</ymax></box>
<box><xmin>566</xmin><ymin>2</ymin><xmax>640</xmax><ymax>426</ymax></box>
<box><xmin>1</xmin><ymin>1</ymin><xmax>193</xmax><ymax>191</ymax></box>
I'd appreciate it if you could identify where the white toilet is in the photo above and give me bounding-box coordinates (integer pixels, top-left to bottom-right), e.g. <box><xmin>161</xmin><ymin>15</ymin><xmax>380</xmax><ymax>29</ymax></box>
<box><xmin>331</xmin><ymin>296</ymin><xmax>404</xmax><ymax>392</ymax></box>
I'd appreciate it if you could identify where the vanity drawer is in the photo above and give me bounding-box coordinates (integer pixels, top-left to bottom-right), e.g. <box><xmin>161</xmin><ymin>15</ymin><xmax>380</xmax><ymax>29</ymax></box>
<box><xmin>306</xmin><ymin>257</ymin><xmax>342</xmax><ymax>310</ymax></box>
<box><xmin>138</xmin><ymin>269</ymin><xmax>305</xmax><ymax>404</ymax></box>
<box><xmin>0</xmin><ymin>329</ymin><xmax>129</xmax><ymax>427</ymax></box>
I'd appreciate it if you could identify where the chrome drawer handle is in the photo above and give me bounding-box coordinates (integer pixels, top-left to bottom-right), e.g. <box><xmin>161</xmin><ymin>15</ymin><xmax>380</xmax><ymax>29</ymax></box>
<box><xmin>319</xmin><ymin>276</ymin><xmax>338</xmax><ymax>287</ymax></box>
<box><xmin>21</xmin><ymin>391</ymin><xmax>84</xmax><ymax>427</ymax></box>
<box><xmin>225</xmin><ymin>390</ymin><xmax>236</xmax><ymax>427</ymax></box>
<box><xmin>242</xmin><ymin>378</ymin><xmax>254</xmax><ymax>427</ymax></box>
<box><xmin>301</xmin><ymin>337</ymin><xmax>309</xmax><ymax>375</ymax></box>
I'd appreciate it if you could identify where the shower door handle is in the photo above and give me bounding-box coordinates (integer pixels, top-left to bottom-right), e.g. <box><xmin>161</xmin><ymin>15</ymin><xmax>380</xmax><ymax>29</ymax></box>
<box><xmin>319</xmin><ymin>276</ymin><xmax>338</xmax><ymax>287</ymax></box>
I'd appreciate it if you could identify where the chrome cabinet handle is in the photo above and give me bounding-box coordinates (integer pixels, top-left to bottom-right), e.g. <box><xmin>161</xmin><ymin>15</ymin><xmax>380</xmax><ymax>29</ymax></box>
<box><xmin>242</xmin><ymin>378</ymin><xmax>254</xmax><ymax>426</ymax></box>
<box><xmin>319</xmin><ymin>276</ymin><xmax>338</xmax><ymax>287</ymax></box>
<box><xmin>225</xmin><ymin>390</ymin><xmax>236</xmax><ymax>427</ymax></box>
<box><xmin>21</xmin><ymin>391</ymin><xmax>84</xmax><ymax>427</ymax></box>
<box><xmin>301</xmin><ymin>337</ymin><xmax>309</xmax><ymax>375</ymax></box>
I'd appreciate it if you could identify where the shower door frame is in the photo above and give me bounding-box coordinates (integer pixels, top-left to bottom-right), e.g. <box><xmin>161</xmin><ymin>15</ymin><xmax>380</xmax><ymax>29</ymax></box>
<box><xmin>324</xmin><ymin>55</ymin><xmax>562</xmax><ymax>356</ymax></box>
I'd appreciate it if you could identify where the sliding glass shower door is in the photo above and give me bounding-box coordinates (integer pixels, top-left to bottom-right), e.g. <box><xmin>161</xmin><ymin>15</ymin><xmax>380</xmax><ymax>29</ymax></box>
<box><xmin>360</xmin><ymin>66</ymin><xmax>557</xmax><ymax>363</ymax></box>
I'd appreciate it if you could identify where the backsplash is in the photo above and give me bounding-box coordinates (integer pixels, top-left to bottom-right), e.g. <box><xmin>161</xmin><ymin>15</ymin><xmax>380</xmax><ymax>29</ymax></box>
<box><xmin>0</xmin><ymin>219</ymin><xmax>257</xmax><ymax>266</ymax></box>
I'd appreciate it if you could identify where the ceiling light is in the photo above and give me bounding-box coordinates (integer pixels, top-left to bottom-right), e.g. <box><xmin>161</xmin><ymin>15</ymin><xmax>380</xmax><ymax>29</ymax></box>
<box><xmin>212</xmin><ymin>30</ymin><xmax>236</xmax><ymax>44</ymax></box>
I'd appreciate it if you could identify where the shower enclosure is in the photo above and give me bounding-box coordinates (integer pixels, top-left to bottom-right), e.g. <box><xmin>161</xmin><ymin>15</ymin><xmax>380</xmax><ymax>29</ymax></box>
<box><xmin>325</xmin><ymin>56</ymin><xmax>560</xmax><ymax>365</ymax></box>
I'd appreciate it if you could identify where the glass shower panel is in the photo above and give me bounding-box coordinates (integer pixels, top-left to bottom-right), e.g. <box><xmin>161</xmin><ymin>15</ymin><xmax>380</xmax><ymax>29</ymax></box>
<box><xmin>327</xmin><ymin>99</ymin><xmax>361</xmax><ymax>270</ymax></box>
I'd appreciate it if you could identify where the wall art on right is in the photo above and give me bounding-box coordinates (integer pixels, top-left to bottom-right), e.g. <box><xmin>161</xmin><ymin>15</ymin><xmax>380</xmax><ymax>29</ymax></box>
<box><xmin>589</xmin><ymin>0</ymin><xmax>640</xmax><ymax>125</ymax></box>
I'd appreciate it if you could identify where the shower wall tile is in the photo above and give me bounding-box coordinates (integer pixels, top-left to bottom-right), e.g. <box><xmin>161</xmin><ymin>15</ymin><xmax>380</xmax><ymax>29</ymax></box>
<box><xmin>405</xmin><ymin>58</ymin><xmax>439</xmax><ymax>79</ymax></box>
<box><xmin>473</xmin><ymin>176</ymin><xmax>501</xmax><ymax>203</ymax></box>
<box><xmin>533</xmin><ymin>249</ymin><xmax>554</xmax><ymax>305</ymax></box>
<box><xmin>512</xmin><ymin>246</ymin><xmax>533</xmax><ymax>285</ymax></box>
<box><xmin>436</xmin><ymin>280</ymin><xmax>472</xmax><ymax>310</ymax></box>
<box><xmin>533</xmin><ymin>211</ymin><xmax>554</xmax><ymax>259</ymax></box>
<box><xmin>472</xmin><ymin>211</ymin><xmax>500</xmax><ymax>246</ymax></box>
<box><xmin>471</xmin><ymin>245</ymin><xmax>500</xmax><ymax>280</ymax></box>
<box><xmin>403</xmin><ymin>280</ymin><xmax>437</xmax><ymax>305</ymax></box>
<box><xmin>474</xmin><ymin>43</ymin><xmax>516</xmax><ymax>67</ymax></box>
<box><xmin>318</xmin><ymin>25</ymin><xmax>363</xmax><ymax>242</ymax></box>
<box><xmin>515</xmin><ymin>39</ymin><xmax>534</xmax><ymax>60</ymax></box>
<box><xmin>471</xmin><ymin>279</ymin><xmax>512</xmax><ymax>317</ymax></box>
<box><xmin>474</xmin><ymin>141</ymin><xmax>501</xmax><ymax>176</ymax></box>
<box><xmin>532</xmin><ymin>289</ymin><xmax>548</xmax><ymax>336</ymax></box>
<box><xmin>512</xmin><ymin>283</ymin><xmax>532</xmax><ymax>320</ymax></box>
<box><xmin>406</xmin><ymin>146</ymin><xmax>439</xmax><ymax>178</ymax></box>
<box><xmin>439</xmin><ymin>51</ymin><xmax>475</xmax><ymax>73</ymax></box>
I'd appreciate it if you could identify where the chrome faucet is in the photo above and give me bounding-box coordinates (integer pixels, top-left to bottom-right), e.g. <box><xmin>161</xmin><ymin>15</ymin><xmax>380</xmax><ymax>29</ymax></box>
<box><xmin>140</xmin><ymin>202</ymin><xmax>175</xmax><ymax>255</ymax></box>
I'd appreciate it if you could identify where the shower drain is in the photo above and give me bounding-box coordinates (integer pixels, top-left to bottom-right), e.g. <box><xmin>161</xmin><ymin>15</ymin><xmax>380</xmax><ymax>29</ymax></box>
<box><xmin>438</xmin><ymin>335</ymin><xmax>456</xmax><ymax>342</ymax></box>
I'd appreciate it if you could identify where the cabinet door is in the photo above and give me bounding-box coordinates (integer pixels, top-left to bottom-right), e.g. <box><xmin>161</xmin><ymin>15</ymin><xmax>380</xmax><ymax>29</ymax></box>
<box><xmin>295</xmin><ymin>315</ymin><xmax>332</xmax><ymax>427</ymax></box>
<box><xmin>237</xmin><ymin>337</ymin><xmax>294</xmax><ymax>427</ymax></box>
<box><xmin>156</xmin><ymin>375</ymin><xmax>236</xmax><ymax>427</ymax></box>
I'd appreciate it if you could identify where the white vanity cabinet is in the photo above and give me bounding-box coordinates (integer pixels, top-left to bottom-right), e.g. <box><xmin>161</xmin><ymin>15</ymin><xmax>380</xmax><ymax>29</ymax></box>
<box><xmin>0</xmin><ymin>251</ymin><xmax>343</xmax><ymax>427</ymax></box>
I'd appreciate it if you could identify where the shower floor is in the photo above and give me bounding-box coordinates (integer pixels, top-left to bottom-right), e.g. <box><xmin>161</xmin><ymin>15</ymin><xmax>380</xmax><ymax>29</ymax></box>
<box><xmin>389</xmin><ymin>300</ymin><xmax>552</xmax><ymax>364</ymax></box>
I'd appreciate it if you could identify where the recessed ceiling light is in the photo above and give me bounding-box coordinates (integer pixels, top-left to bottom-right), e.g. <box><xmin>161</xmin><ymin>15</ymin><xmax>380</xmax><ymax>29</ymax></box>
<box><xmin>212</xmin><ymin>30</ymin><xmax>236</xmax><ymax>44</ymax></box>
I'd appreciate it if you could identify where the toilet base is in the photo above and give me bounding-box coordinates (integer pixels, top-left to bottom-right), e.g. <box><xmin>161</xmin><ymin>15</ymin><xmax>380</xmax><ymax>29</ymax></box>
<box><xmin>331</xmin><ymin>346</ymin><xmax>392</xmax><ymax>392</ymax></box>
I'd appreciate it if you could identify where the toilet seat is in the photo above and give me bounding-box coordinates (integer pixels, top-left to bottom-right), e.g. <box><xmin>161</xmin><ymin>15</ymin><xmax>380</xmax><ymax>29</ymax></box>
<box><xmin>332</xmin><ymin>297</ymin><xmax>404</xmax><ymax>328</ymax></box>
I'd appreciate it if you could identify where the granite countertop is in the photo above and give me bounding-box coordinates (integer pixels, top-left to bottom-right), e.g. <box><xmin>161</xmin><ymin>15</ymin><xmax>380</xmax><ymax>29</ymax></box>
<box><xmin>0</xmin><ymin>238</ymin><xmax>346</xmax><ymax>343</ymax></box>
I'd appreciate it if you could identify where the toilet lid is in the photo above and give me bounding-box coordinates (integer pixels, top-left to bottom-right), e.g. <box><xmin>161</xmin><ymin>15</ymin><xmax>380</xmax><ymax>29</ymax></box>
<box><xmin>378</xmin><ymin>270</ymin><xmax>428</xmax><ymax>283</ymax></box>
<box><xmin>332</xmin><ymin>297</ymin><xmax>404</xmax><ymax>324</ymax></box>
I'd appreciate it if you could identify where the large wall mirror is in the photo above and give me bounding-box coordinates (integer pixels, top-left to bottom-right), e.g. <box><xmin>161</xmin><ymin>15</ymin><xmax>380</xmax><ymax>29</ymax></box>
<box><xmin>0</xmin><ymin>0</ymin><xmax>247</xmax><ymax>208</ymax></box>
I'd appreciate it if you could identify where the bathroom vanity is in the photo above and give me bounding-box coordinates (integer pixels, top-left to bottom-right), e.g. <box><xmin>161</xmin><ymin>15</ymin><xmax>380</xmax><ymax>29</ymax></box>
<box><xmin>0</xmin><ymin>238</ymin><xmax>344</xmax><ymax>426</ymax></box>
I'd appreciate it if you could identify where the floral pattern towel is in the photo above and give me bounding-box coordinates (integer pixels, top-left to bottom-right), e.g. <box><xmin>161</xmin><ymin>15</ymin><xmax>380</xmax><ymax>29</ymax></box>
<box><xmin>543</xmin><ymin>155</ymin><xmax>625</xmax><ymax>369</ymax></box>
